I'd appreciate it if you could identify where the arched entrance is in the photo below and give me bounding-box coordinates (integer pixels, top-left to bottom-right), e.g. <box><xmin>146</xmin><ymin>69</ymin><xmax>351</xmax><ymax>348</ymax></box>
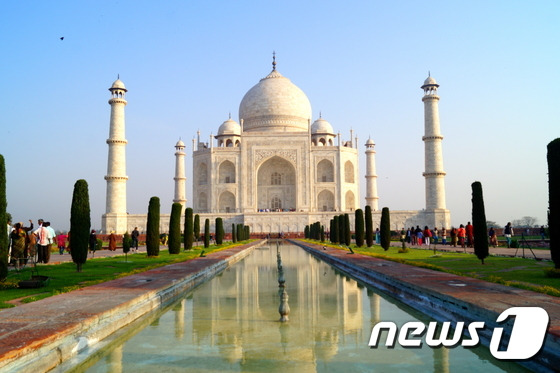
<box><xmin>257</xmin><ymin>156</ymin><xmax>296</xmax><ymax>211</ymax></box>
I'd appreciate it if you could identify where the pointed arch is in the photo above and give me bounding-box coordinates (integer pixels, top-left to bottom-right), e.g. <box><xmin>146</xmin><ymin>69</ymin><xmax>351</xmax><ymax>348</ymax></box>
<box><xmin>219</xmin><ymin>160</ymin><xmax>236</xmax><ymax>183</ymax></box>
<box><xmin>317</xmin><ymin>159</ymin><xmax>334</xmax><ymax>182</ymax></box>
<box><xmin>344</xmin><ymin>161</ymin><xmax>355</xmax><ymax>183</ymax></box>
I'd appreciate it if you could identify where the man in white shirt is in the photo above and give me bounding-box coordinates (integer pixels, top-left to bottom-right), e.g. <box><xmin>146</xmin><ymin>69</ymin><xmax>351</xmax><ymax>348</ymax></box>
<box><xmin>34</xmin><ymin>219</ymin><xmax>50</xmax><ymax>263</ymax></box>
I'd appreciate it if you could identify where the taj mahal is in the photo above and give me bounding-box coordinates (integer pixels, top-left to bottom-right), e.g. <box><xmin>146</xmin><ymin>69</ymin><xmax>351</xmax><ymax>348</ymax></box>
<box><xmin>101</xmin><ymin>57</ymin><xmax>450</xmax><ymax>234</ymax></box>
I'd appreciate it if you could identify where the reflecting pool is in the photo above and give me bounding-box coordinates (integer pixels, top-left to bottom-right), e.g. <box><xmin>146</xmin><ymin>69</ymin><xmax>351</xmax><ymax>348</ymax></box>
<box><xmin>66</xmin><ymin>242</ymin><xmax>528</xmax><ymax>372</ymax></box>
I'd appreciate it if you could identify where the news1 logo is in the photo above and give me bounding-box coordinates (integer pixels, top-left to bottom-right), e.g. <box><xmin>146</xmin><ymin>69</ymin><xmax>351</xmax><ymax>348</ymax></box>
<box><xmin>368</xmin><ymin>307</ymin><xmax>549</xmax><ymax>360</ymax></box>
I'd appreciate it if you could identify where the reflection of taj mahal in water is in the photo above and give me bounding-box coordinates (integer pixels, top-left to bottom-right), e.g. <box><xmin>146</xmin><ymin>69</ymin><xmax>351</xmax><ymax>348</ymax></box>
<box><xmin>102</xmin><ymin>56</ymin><xmax>450</xmax><ymax>234</ymax></box>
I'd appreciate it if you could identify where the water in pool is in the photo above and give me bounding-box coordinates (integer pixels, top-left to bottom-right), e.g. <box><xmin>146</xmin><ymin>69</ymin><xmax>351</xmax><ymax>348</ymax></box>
<box><xmin>65</xmin><ymin>242</ymin><xmax>528</xmax><ymax>372</ymax></box>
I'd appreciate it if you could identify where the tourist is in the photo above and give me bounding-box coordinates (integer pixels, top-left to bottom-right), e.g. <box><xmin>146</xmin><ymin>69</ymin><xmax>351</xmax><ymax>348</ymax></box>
<box><xmin>34</xmin><ymin>220</ymin><xmax>50</xmax><ymax>263</ymax></box>
<box><xmin>375</xmin><ymin>228</ymin><xmax>380</xmax><ymax>245</ymax></box>
<box><xmin>57</xmin><ymin>232</ymin><xmax>68</xmax><ymax>255</ymax></box>
<box><xmin>109</xmin><ymin>231</ymin><xmax>117</xmax><ymax>251</ymax></box>
<box><xmin>423</xmin><ymin>226</ymin><xmax>432</xmax><ymax>245</ymax></box>
<box><xmin>89</xmin><ymin>230</ymin><xmax>97</xmax><ymax>253</ymax></box>
<box><xmin>432</xmin><ymin>227</ymin><xmax>439</xmax><ymax>245</ymax></box>
<box><xmin>450</xmin><ymin>227</ymin><xmax>457</xmax><ymax>247</ymax></box>
<box><xmin>131</xmin><ymin>227</ymin><xmax>139</xmax><ymax>252</ymax></box>
<box><xmin>457</xmin><ymin>224</ymin><xmax>466</xmax><ymax>249</ymax></box>
<box><xmin>504</xmin><ymin>222</ymin><xmax>514</xmax><ymax>248</ymax></box>
<box><xmin>540</xmin><ymin>226</ymin><xmax>546</xmax><ymax>240</ymax></box>
<box><xmin>465</xmin><ymin>221</ymin><xmax>474</xmax><ymax>247</ymax></box>
<box><xmin>441</xmin><ymin>227</ymin><xmax>447</xmax><ymax>245</ymax></box>
<box><xmin>489</xmin><ymin>227</ymin><xmax>498</xmax><ymax>247</ymax></box>
<box><xmin>44</xmin><ymin>222</ymin><xmax>56</xmax><ymax>263</ymax></box>
<box><xmin>10</xmin><ymin>223</ymin><xmax>27</xmax><ymax>269</ymax></box>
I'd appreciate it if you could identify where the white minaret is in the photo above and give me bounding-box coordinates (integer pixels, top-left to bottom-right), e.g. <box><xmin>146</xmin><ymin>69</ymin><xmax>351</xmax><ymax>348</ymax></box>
<box><xmin>421</xmin><ymin>74</ymin><xmax>447</xmax><ymax>211</ymax></box>
<box><xmin>365</xmin><ymin>137</ymin><xmax>379</xmax><ymax>210</ymax></box>
<box><xmin>102</xmin><ymin>77</ymin><xmax>128</xmax><ymax>234</ymax></box>
<box><xmin>173</xmin><ymin>139</ymin><xmax>187</xmax><ymax>211</ymax></box>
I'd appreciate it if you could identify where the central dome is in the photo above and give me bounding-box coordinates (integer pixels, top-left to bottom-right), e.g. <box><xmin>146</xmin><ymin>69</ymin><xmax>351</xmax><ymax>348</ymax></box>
<box><xmin>239</xmin><ymin>69</ymin><xmax>312</xmax><ymax>132</ymax></box>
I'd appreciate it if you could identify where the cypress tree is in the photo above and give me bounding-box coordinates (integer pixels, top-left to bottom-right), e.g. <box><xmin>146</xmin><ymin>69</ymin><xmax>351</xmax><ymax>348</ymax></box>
<box><xmin>215</xmin><ymin>217</ymin><xmax>224</xmax><ymax>245</ymax></box>
<box><xmin>168</xmin><ymin>203</ymin><xmax>182</xmax><ymax>254</ymax></box>
<box><xmin>344</xmin><ymin>213</ymin><xmax>351</xmax><ymax>246</ymax></box>
<box><xmin>204</xmin><ymin>218</ymin><xmax>210</xmax><ymax>248</ymax></box>
<box><xmin>232</xmin><ymin>223</ymin><xmax>237</xmax><ymax>243</ymax></box>
<box><xmin>0</xmin><ymin>155</ymin><xmax>8</xmax><ymax>280</ymax></box>
<box><xmin>122</xmin><ymin>232</ymin><xmax>132</xmax><ymax>261</ymax></box>
<box><xmin>245</xmin><ymin>225</ymin><xmax>250</xmax><ymax>240</ymax></box>
<box><xmin>184</xmin><ymin>207</ymin><xmax>193</xmax><ymax>250</ymax></box>
<box><xmin>365</xmin><ymin>205</ymin><xmax>373</xmax><ymax>247</ymax></box>
<box><xmin>471</xmin><ymin>181</ymin><xmax>489</xmax><ymax>264</ymax></box>
<box><xmin>194</xmin><ymin>214</ymin><xmax>200</xmax><ymax>244</ymax></box>
<box><xmin>237</xmin><ymin>223</ymin><xmax>243</xmax><ymax>241</ymax></box>
<box><xmin>338</xmin><ymin>214</ymin><xmax>345</xmax><ymax>244</ymax></box>
<box><xmin>355</xmin><ymin>209</ymin><xmax>365</xmax><ymax>247</ymax></box>
<box><xmin>70</xmin><ymin>179</ymin><xmax>91</xmax><ymax>272</ymax></box>
<box><xmin>548</xmin><ymin>138</ymin><xmax>560</xmax><ymax>268</ymax></box>
<box><xmin>380</xmin><ymin>207</ymin><xmax>391</xmax><ymax>251</ymax></box>
<box><xmin>332</xmin><ymin>216</ymin><xmax>339</xmax><ymax>243</ymax></box>
<box><xmin>320</xmin><ymin>225</ymin><xmax>325</xmax><ymax>242</ymax></box>
<box><xmin>146</xmin><ymin>196</ymin><xmax>160</xmax><ymax>256</ymax></box>
<box><xmin>304</xmin><ymin>225</ymin><xmax>310</xmax><ymax>239</ymax></box>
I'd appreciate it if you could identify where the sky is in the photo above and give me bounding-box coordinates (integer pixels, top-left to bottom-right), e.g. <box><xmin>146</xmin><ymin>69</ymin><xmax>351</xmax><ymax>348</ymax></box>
<box><xmin>1</xmin><ymin>0</ymin><xmax>558</xmax><ymax>232</ymax></box>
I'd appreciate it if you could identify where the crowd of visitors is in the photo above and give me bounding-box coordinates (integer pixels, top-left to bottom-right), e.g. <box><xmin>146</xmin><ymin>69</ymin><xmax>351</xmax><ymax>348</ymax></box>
<box><xmin>402</xmin><ymin>222</ymin><xmax>546</xmax><ymax>248</ymax></box>
<box><xmin>6</xmin><ymin>218</ymin><xmax>69</xmax><ymax>269</ymax></box>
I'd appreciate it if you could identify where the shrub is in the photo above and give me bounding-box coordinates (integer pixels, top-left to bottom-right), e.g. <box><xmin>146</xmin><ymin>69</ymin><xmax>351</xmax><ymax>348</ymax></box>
<box><xmin>168</xmin><ymin>203</ymin><xmax>182</xmax><ymax>254</ymax></box>
<box><xmin>0</xmin><ymin>155</ymin><xmax>7</xmax><ymax>280</ymax></box>
<box><xmin>70</xmin><ymin>179</ymin><xmax>91</xmax><ymax>272</ymax></box>
<box><xmin>184</xmin><ymin>208</ymin><xmax>193</xmax><ymax>250</ymax></box>
<box><xmin>472</xmin><ymin>181</ymin><xmax>489</xmax><ymax>264</ymax></box>
<box><xmin>204</xmin><ymin>219</ymin><xmax>210</xmax><ymax>248</ymax></box>
<box><xmin>380</xmin><ymin>207</ymin><xmax>391</xmax><ymax>251</ymax></box>
<box><xmin>215</xmin><ymin>217</ymin><xmax>224</xmax><ymax>245</ymax></box>
<box><xmin>355</xmin><ymin>209</ymin><xmax>364</xmax><ymax>247</ymax></box>
<box><xmin>146</xmin><ymin>197</ymin><xmax>161</xmax><ymax>256</ymax></box>
<box><xmin>122</xmin><ymin>232</ymin><xmax>132</xmax><ymax>254</ymax></box>
<box><xmin>365</xmin><ymin>205</ymin><xmax>373</xmax><ymax>247</ymax></box>
<box><xmin>548</xmin><ymin>138</ymin><xmax>560</xmax><ymax>268</ymax></box>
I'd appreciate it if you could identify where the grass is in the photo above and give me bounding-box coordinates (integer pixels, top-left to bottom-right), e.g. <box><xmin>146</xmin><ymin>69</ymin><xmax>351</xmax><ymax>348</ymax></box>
<box><xmin>301</xmin><ymin>239</ymin><xmax>560</xmax><ymax>297</ymax></box>
<box><xmin>0</xmin><ymin>241</ymin><xmax>251</xmax><ymax>309</ymax></box>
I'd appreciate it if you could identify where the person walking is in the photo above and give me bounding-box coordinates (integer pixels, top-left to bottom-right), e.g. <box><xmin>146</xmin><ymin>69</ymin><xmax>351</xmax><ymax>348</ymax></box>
<box><xmin>34</xmin><ymin>220</ymin><xmax>50</xmax><ymax>263</ymax></box>
<box><xmin>457</xmin><ymin>224</ymin><xmax>467</xmax><ymax>249</ymax></box>
<box><xmin>504</xmin><ymin>222</ymin><xmax>514</xmax><ymax>248</ymax></box>
<box><xmin>10</xmin><ymin>223</ymin><xmax>27</xmax><ymax>269</ymax></box>
<box><xmin>57</xmin><ymin>232</ymin><xmax>68</xmax><ymax>255</ymax></box>
<box><xmin>465</xmin><ymin>222</ymin><xmax>474</xmax><ymax>248</ymax></box>
<box><xmin>89</xmin><ymin>230</ymin><xmax>97</xmax><ymax>253</ymax></box>
<box><xmin>489</xmin><ymin>227</ymin><xmax>498</xmax><ymax>247</ymax></box>
<box><xmin>441</xmin><ymin>227</ymin><xmax>447</xmax><ymax>245</ymax></box>
<box><xmin>131</xmin><ymin>227</ymin><xmax>139</xmax><ymax>252</ymax></box>
<box><xmin>109</xmin><ymin>231</ymin><xmax>117</xmax><ymax>251</ymax></box>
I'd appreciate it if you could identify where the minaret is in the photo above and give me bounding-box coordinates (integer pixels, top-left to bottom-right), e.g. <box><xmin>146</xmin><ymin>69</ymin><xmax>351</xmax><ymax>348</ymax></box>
<box><xmin>102</xmin><ymin>77</ymin><xmax>128</xmax><ymax>234</ymax></box>
<box><xmin>421</xmin><ymin>74</ymin><xmax>447</xmax><ymax>211</ymax></box>
<box><xmin>365</xmin><ymin>137</ymin><xmax>379</xmax><ymax>210</ymax></box>
<box><xmin>173</xmin><ymin>139</ymin><xmax>187</xmax><ymax>211</ymax></box>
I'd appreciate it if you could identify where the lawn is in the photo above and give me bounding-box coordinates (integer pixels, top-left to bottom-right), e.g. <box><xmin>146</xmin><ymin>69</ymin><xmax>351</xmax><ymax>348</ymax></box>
<box><xmin>0</xmin><ymin>241</ymin><xmax>250</xmax><ymax>309</ymax></box>
<box><xmin>301</xmin><ymin>239</ymin><xmax>560</xmax><ymax>297</ymax></box>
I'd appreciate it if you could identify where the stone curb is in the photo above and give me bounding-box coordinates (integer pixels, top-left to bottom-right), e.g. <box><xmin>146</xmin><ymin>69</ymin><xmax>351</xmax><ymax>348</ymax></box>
<box><xmin>0</xmin><ymin>240</ymin><xmax>265</xmax><ymax>373</ymax></box>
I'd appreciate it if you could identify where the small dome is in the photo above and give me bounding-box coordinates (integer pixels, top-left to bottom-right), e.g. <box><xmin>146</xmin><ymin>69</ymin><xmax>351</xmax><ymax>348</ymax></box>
<box><xmin>311</xmin><ymin>117</ymin><xmax>334</xmax><ymax>135</ymax></box>
<box><xmin>217</xmin><ymin>118</ymin><xmax>241</xmax><ymax>136</ymax></box>
<box><xmin>175</xmin><ymin>139</ymin><xmax>185</xmax><ymax>147</ymax></box>
<box><xmin>110</xmin><ymin>78</ymin><xmax>126</xmax><ymax>90</ymax></box>
<box><xmin>365</xmin><ymin>138</ymin><xmax>375</xmax><ymax>146</ymax></box>
<box><xmin>422</xmin><ymin>75</ymin><xmax>438</xmax><ymax>88</ymax></box>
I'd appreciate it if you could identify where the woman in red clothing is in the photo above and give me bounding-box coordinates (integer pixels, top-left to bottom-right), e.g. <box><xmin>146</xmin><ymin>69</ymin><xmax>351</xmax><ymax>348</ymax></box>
<box><xmin>457</xmin><ymin>224</ymin><xmax>467</xmax><ymax>248</ymax></box>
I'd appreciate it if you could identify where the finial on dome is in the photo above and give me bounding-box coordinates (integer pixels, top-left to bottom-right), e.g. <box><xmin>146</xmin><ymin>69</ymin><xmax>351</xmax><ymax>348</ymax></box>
<box><xmin>272</xmin><ymin>51</ymin><xmax>276</xmax><ymax>71</ymax></box>
<box><xmin>118</xmin><ymin>74</ymin><xmax>120</xmax><ymax>79</ymax></box>
<box><xmin>319</xmin><ymin>111</ymin><xmax>322</xmax><ymax>118</ymax></box>
<box><xmin>428</xmin><ymin>70</ymin><xmax>430</xmax><ymax>77</ymax></box>
<box><xmin>228</xmin><ymin>112</ymin><xmax>231</xmax><ymax>119</ymax></box>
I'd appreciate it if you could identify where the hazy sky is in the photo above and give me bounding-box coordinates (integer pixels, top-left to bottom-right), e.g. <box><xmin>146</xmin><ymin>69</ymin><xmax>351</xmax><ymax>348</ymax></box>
<box><xmin>1</xmin><ymin>1</ymin><xmax>558</xmax><ymax>231</ymax></box>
